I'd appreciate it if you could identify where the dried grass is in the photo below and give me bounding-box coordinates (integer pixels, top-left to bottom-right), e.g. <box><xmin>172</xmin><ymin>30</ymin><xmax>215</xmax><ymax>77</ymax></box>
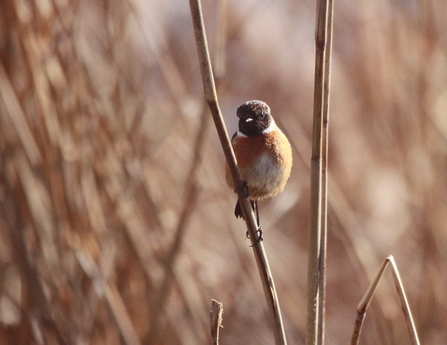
<box><xmin>0</xmin><ymin>0</ymin><xmax>446</xmax><ymax>344</ymax></box>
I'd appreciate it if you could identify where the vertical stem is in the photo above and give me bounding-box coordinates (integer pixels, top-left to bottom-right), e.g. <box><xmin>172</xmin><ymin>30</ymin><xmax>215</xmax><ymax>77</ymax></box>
<box><xmin>210</xmin><ymin>300</ymin><xmax>223</xmax><ymax>345</ymax></box>
<box><xmin>307</xmin><ymin>159</ymin><xmax>322</xmax><ymax>345</ymax></box>
<box><xmin>188</xmin><ymin>1</ymin><xmax>287</xmax><ymax>344</ymax></box>
<box><xmin>317</xmin><ymin>0</ymin><xmax>333</xmax><ymax>343</ymax></box>
<box><xmin>306</xmin><ymin>0</ymin><xmax>333</xmax><ymax>344</ymax></box>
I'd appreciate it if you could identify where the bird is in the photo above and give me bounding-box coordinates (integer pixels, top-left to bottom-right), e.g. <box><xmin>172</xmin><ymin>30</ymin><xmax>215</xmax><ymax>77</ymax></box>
<box><xmin>225</xmin><ymin>100</ymin><xmax>292</xmax><ymax>243</ymax></box>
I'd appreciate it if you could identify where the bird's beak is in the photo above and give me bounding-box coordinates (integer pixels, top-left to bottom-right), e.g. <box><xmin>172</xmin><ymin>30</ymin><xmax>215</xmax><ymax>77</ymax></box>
<box><xmin>245</xmin><ymin>118</ymin><xmax>253</xmax><ymax>122</ymax></box>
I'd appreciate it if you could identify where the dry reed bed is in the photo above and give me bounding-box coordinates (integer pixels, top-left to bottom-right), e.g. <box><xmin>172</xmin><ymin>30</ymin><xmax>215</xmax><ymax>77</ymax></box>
<box><xmin>0</xmin><ymin>0</ymin><xmax>446</xmax><ymax>344</ymax></box>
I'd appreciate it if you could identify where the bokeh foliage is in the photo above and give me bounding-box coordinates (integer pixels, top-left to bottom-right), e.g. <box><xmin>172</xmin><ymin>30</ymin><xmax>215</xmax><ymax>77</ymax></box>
<box><xmin>0</xmin><ymin>0</ymin><xmax>446</xmax><ymax>344</ymax></box>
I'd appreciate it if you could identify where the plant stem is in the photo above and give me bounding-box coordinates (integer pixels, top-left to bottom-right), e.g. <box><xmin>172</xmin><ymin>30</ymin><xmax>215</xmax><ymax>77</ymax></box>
<box><xmin>188</xmin><ymin>1</ymin><xmax>287</xmax><ymax>344</ymax></box>
<box><xmin>306</xmin><ymin>0</ymin><xmax>333</xmax><ymax>344</ymax></box>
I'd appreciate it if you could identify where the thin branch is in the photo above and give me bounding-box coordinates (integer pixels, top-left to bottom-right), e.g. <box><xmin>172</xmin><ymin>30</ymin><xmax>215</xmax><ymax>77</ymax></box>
<box><xmin>307</xmin><ymin>0</ymin><xmax>333</xmax><ymax>344</ymax></box>
<box><xmin>351</xmin><ymin>256</ymin><xmax>421</xmax><ymax>345</ymax></box>
<box><xmin>188</xmin><ymin>1</ymin><xmax>287</xmax><ymax>344</ymax></box>
<box><xmin>210</xmin><ymin>299</ymin><xmax>223</xmax><ymax>345</ymax></box>
<box><xmin>317</xmin><ymin>0</ymin><xmax>333</xmax><ymax>343</ymax></box>
<box><xmin>351</xmin><ymin>258</ymin><xmax>389</xmax><ymax>345</ymax></box>
<box><xmin>388</xmin><ymin>256</ymin><xmax>421</xmax><ymax>345</ymax></box>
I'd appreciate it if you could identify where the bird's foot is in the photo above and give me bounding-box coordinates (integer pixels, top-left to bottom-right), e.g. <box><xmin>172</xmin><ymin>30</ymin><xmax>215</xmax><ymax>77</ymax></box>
<box><xmin>246</xmin><ymin>227</ymin><xmax>263</xmax><ymax>247</ymax></box>
<box><xmin>238</xmin><ymin>180</ymin><xmax>249</xmax><ymax>199</ymax></box>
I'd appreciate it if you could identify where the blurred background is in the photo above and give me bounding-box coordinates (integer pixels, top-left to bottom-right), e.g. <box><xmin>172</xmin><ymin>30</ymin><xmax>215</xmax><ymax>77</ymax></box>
<box><xmin>1</xmin><ymin>0</ymin><xmax>446</xmax><ymax>344</ymax></box>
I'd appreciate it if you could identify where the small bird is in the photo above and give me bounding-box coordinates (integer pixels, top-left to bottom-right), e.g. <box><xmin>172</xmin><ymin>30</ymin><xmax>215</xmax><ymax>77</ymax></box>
<box><xmin>225</xmin><ymin>100</ymin><xmax>292</xmax><ymax>242</ymax></box>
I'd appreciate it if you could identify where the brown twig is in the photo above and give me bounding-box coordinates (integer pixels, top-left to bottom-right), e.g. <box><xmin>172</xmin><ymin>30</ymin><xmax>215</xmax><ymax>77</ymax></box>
<box><xmin>350</xmin><ymin>258</ymin><xmax>389</xmax><ymax>345</ymax></box>
<box><xmin>306</xmin><ymin>0</ymin><xmax>333</xmax><ymax>344</ymax></box>
<box><xmin>317</xmin><ymin>0</ymin><xmax>333</xmax><ymax>342</ymax></box>
<box><xmin>188</xmin><ymin>1</ymin><xmax>287</xmax><ymax>344</ymax></box>
<box><xmin>210</xmin><ymin>299</ymin><xmax>223</xmax><ymax>345</ymax></box>
<box><xmin>388</xmin><ymin>256</ymin><xmax>421</xmax><ymax>345</ymax></box>
<box><xmin>351</xmin><ymin>256</ymin><xmax>421</xmax><ymax>345</ymax></box>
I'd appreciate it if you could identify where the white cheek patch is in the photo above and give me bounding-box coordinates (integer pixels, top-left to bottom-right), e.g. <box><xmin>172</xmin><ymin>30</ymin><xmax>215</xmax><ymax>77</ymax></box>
<box><xmin>262</xmin><ymin>119</ymin><xmax>276</xmax><ymax>134</ymax></box>
<box><xmin>236</xmin><ymin>131</ymin><xmax>247</xmax><ymax>138</ymax></box>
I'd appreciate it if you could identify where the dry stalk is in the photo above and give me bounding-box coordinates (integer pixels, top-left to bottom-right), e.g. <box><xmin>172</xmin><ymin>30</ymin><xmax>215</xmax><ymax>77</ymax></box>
<box><xmin>350</xmin><ymin>258</ymin><xmax>389</xmax><ymax>345</ymax></box>
<box><xmin>351</xmin><ymin>255</ymin><xmax>421</xmax><ymax>345</ymax></box>
<box><xmin>306</xmin><ymin>0</ymin><xmax>333</xmax><ymax>344</ymax></box>
<box><xmin>188</xmin><ymin>0</ymin><xmax>287</xmax><ymax>344</ymax></box>
<box><xmin>210</xmin><ymin>299</ymin><xmax>223</xmax><ymax>345</ymax></box>
<box><xmin>317</xmin><ymin>0</ymin><xmax>333</xmax><ymax>342</ymax></box>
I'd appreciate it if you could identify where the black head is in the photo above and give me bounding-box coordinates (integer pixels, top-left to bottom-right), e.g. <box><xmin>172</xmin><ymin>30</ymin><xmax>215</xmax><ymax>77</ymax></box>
<box><xmin>237</xmin><ymin>100</ymin><xmax>272</xmax><ymax>137</ymax></box>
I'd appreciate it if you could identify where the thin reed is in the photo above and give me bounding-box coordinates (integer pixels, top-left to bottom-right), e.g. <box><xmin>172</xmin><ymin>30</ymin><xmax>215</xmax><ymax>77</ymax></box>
<box><xmin>188</xmin><ymin>0</ymin><xmax>287</xmax><ymax>343</ymax></box>
<box><xmin>306</xmin><ymin>0</ymin><xmax>333</xmax><ymax>344</ymax></box>
<box><xmin>351</xmin><ymin>256</ymin><xmax>420</xmax><ymax>345</ymax></box>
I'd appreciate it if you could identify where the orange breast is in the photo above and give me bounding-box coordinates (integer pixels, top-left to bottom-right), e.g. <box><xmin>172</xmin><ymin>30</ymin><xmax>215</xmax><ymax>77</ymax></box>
<box><xmin>225</xmin><ymin>130</ymin><xmax>292</xmax><ymax>200</ymax></box>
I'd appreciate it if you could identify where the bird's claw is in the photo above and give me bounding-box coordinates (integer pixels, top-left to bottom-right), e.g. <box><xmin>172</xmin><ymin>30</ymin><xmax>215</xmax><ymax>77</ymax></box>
<box><xmin>246</xmin><ymin>227</ymin><xmax>263</xmax><ymax>247</ymax></box>
<box><xmin>238</xmin><ymin>181</ymin><xmax>249</xmax><ymax>199</ymax></box>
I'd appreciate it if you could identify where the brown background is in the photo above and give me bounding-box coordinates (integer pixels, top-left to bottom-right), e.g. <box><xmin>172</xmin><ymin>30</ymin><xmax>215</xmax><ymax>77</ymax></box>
<box><xmin>0</xmin><ymin>0</ymin><xmax>446</xmax><ymax>344</ymax></box>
